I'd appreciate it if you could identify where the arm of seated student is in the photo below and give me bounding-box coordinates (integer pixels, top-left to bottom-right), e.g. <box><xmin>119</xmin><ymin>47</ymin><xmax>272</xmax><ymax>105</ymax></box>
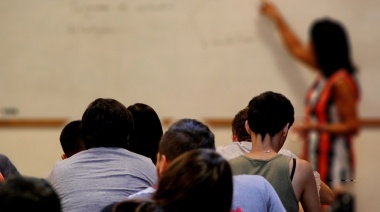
<box><xmin>319</xmin><ymin>181</ymin><xmax>334</xmax><ymax>205</ymax></box>
<box><xmin>313</xmin><ymin>171</ymin><xmax>334</xmax><ymax>204</ymax></box>
<box><xmin>282</xmin><ymin>150</ymin><xmax>333</xmax><ymax>206</ymax></box>
<box><xmin>292</xmin><ymin>159</ymin><xmax>321</xmax><ymax>212</ymax></box>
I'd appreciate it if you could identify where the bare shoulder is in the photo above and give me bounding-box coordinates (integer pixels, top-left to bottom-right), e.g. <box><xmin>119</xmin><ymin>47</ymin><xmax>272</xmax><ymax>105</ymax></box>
<box><xmin>290</xmin><ymin>158</ymin><xmax>315</xmax><ymax>181</ymax></box>
<box><xmin>288</xmin><ymin>157</ymin><xmax>316</xmax><ymax>201</ymax></box>
<box><xmin>295</xmin><ymin>158</ymin><xmax>313</xmax><ymax>172</ymax></box>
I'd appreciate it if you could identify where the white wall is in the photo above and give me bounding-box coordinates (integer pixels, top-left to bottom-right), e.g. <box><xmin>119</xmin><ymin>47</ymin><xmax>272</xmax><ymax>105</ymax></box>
<box><xmin>0</xmin><ymin>126</ymin><xmax>379</xmax><ymax>211</ymax></box>
<box><xmin>1</xmin><ymin>0</ymin><xmax>380</xmax><ymax>120</ymax></box>
<box><xmin>1</xmin><ymin>0</ymin><xmax>380</xmax><ymax>211</ymax></box>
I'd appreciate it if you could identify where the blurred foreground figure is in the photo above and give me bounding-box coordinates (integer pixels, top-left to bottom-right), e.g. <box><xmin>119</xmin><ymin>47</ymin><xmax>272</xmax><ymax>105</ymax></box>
<box><xmin>0</xmin><ymin>176</ymin><xmax>61</xmax><ymax>212</ymax></box>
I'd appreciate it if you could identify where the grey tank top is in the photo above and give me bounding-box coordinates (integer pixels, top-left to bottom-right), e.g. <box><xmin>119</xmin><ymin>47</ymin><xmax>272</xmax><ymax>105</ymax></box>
<box><xmin>229</xmin><ymin>154</ymin><xmax>298</xmax><ymax>212</ymax></box>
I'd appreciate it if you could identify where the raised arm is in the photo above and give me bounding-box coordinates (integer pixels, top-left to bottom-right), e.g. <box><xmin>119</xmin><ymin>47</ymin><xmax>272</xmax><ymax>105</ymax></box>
<box><xmin>260</xmin><ymin>1</ymin><xmax>317</xmax><ymax>70</ymax></box>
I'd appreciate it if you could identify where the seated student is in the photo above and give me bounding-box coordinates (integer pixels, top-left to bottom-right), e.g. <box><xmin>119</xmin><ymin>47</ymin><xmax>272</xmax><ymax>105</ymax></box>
<box><xmin>126</xmin><ymin>103</ymin><xmax>163</xmax><ymax>164</ymax></box>
<box><xmin>217</xmin><ymin>107</ymin><xmax>252</xmax><ymax>159</ymax></box>
<box><xmin>103</xmin><ymin>118</ymin><xmax>285</xmax><ymax>212</ymax></box>
<box><xmin>217</xmin><ymin>107</ymin><xmax>335</xmax><ymax>205</ymax></box>
<box><xmin>229</xmin><ymin>91</ymin><xmax>321</xmax><ymax>212</ymax></box>
<box><xmin>0</xmin><ymin>176</ymin><xmax>61</xmax><ymax>212</ymax></box>
<box><xmin>0</xmin><ymin>153</ymin><xmax>21</xmax><ymax>179</ymax></box>
<box><xmin>112</xmin><ymin>149</ymin><xmax>234</xmax><ymax>212</ymax></box>
<box><xmin>59</xmin><ymin>120</ymin><xmax>86</xmax><ymax>159</ymax></box>
<box><xmin>48</xmin><ymin>98</ymin><xmax>157</xmax><ymax>212</ymax></box>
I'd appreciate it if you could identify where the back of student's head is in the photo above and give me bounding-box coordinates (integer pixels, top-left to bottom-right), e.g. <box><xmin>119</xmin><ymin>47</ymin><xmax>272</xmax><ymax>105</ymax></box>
<box><xmin>153</xmin><ymin>149</ymin><xmax>233</xmax><ymax>212</ymax></box>
<box><xmin>247</xmin><ymin>91</ymin><xmax>294</xmax><ymax>139</ymax></box>
<box><xmin>60</xmin><ymin>120</ymin><xmax>85</xmax><ymax>158</ymax></box>
<box><xmin>232</xmin><ymin>107</ymin><xmax>251</xmax><ymax>141</ymax></box>
<box><xmin>81</xmin><ymin>98</ymin><xmax>134</xmax><ymax>149</ymax></box>
<box><xmin>0</xmin><ymin>176</ymin><xmax>61</xmax><ymax>212</ymax></box>
<box><xmin>127</xmin><ymin>103</ymin><xmax>163</xmax><ymax>164</ymax></box>
<box><xmin>158</xmin><ymin>118</ymin><xmax>215</xmax><ymax>161</ymax></box>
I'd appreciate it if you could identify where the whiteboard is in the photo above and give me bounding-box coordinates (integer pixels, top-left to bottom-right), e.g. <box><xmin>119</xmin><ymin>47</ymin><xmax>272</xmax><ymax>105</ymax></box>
<box><xmin>1</xmin><ymin>0</ymin><xmax>379</xmax><ymax>120</ymax></box>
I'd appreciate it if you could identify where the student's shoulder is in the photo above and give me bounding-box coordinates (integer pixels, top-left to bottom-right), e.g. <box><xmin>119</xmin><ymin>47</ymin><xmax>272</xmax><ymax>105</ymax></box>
<box><xmin>292</xmin><ymin>158</ymin><xmax>315</xmax><ymax>181</ymax></box>
<box><xmin>228</xmin><ymin>154</ymin><xmax>248</xmax><ymax>162</ymax></box>
<box><xmin>294</xmin><ymin>158</ymin><xmax>313</xmax><ymax>171</ymax></box>
<box><xmin>233</xmin><ymin>174</ymin><xmax>267</xmax><ymax>182</ymax></box>
<box><xmin>279</xmin><ymin>149</ymin><xmax>298</xmax><ymax>158</ymax></box>
<box><xmin>217</xmin><ymin>142</ymin><xmax>250</xmax><ymax>152</ymax></box>
<box><xmin>128</xmin><ymin>187</ymin><xmax>156</xmax><ymax>200</ymax></box>
<box><xmin>228</xmin><ymin>155</ymin><xmax>250</xmax><ymax>170</ymax></box>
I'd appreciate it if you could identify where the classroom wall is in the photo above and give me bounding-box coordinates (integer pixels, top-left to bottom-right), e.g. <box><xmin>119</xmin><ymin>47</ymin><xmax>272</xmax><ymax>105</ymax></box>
<box><xmin>0</xmin><ymin>127</ymin><xmax>379</xmax><ymax>211</ymax></box>
<box><xmin>1</xmin><ymin>0</ymin><xmax>380</xmax><ymax>121</ymax></box>
<box><xmin>1</xmin><ymin>0</ymin><xmax>380</xmax><ymax>211</ymax></box>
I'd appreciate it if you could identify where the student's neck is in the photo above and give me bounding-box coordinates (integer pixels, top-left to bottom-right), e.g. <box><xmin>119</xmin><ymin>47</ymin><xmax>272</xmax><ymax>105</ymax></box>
<box><xmin>249</xmin><ymin>145</ymin><xmax>276</xmax><ymax>154</ymax></box>
<box><xmin>246</xmin><ymin>134</ymin><xmax>277</xmax><ymax>158</ymax></box>
<box><xmin>245</xmin><ymin>148</ymin><xmax>277</xmax><ymax>159</ymax></box>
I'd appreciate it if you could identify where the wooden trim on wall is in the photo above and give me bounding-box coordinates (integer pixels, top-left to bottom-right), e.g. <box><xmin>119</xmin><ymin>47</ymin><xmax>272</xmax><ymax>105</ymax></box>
<box><xmin>162</xmin><ymin>117</ymin><xmax>380</xmax><ymax>128</ymax></box>
<box><xmin>161</xmin><ymin>117</ymin><xmax>174</xmax><ymax>127</ymax></box>
<box><xmin>1</xmin><ymin>117</ymin><xmax>380</xmax><ymax>128</ymax></box>
<box><xmin>204</xmin><ymin>118</ymin><xmax>232</xmax><ymax>128</ymax></box>
<box><xmin>359</xmin><ymin>119</ymin><xmax>380</xmax><ymax>128</ymax></box>
<box><xmin>0</xmin><ymin>118</ymin><xmax>67</xmax><ymax>128</ymax></box>
<box><xmin>203</xmin><ymin>118</ymin><xmax>380</xmax><ymax>128</ymax></box>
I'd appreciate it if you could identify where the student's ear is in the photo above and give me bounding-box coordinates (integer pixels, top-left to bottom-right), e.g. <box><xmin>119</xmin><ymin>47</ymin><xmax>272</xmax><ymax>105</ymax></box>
<box><xmin>282</xmin><ymin>123</ymin><xmax>290</xmax><ymax>136</ymax></box>
<box><xmin>155</xmin><ymin>153</ymin><xmax>160</xmax><ymax>166</ymax></box>
<box><xmin>156</xmin><ymin>153</ymin><xmax>169</xmax><ymax>177</ymax></box>
<box><xmin>281</xmin><ymin>123</ymin><xmax>290</xmax><ymax>142</ymax></box>
<box><xmin>245</xmin><ymin>120</ymin><xmax>251</xmax><ymax>135</ymax></box>
<box><xmin>232</xmin><ymin>134</ymin><xmax>238</xmax><ymax>142</ymax></box>
<box><xmin>61</xmin><ymin>153</ymin><xmax>67</xmax><ymax>160</ymax></box>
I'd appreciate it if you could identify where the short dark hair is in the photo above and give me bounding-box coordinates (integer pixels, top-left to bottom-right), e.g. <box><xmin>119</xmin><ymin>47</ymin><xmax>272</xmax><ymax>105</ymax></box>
<box><xmin>127</xmin><ymin>103</ymin><xmax>163</xmax><ymax>164</ymax></box>
<box><xmin>81</xmin><ymin>98</ymin><xmax>134</xmax><ymax>149</ymax></box>
<box><xmin>232</xmin><ymin>107</ymin><xmax>251</xmax><ymax>141</ymax></box>
<box><xmin>247</xmin><ymin>91</ymin><xmax>294</xmax><ymax>139</ymax></box>
<box><xmin>0</xmin><ymin>176</ymin><xmax>61</xmax><ymax>212</ymax></box>
<box><xmin>60</xmin><ymin>120</ymin><xmax>85</xmax><ymax>157</ymax></box>
<box><xmin>158</xmin><ymin>119</ymin><xmax>215</xmax><ymax>161</ymax></box>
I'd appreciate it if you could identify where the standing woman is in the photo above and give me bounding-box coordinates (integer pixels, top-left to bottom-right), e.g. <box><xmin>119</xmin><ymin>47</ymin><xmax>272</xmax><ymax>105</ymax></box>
<box><xmin>260</xmin><ymin>0</ymin><xmax>360</xmax><ymax>209</ymax></box>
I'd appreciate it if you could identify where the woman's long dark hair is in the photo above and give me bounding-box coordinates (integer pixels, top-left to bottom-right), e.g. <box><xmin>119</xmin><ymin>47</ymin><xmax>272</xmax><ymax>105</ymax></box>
<box><xmin>310</xmin><ymin>18</ymin><xmax>357</xmax><ymax>77</ymax></box>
